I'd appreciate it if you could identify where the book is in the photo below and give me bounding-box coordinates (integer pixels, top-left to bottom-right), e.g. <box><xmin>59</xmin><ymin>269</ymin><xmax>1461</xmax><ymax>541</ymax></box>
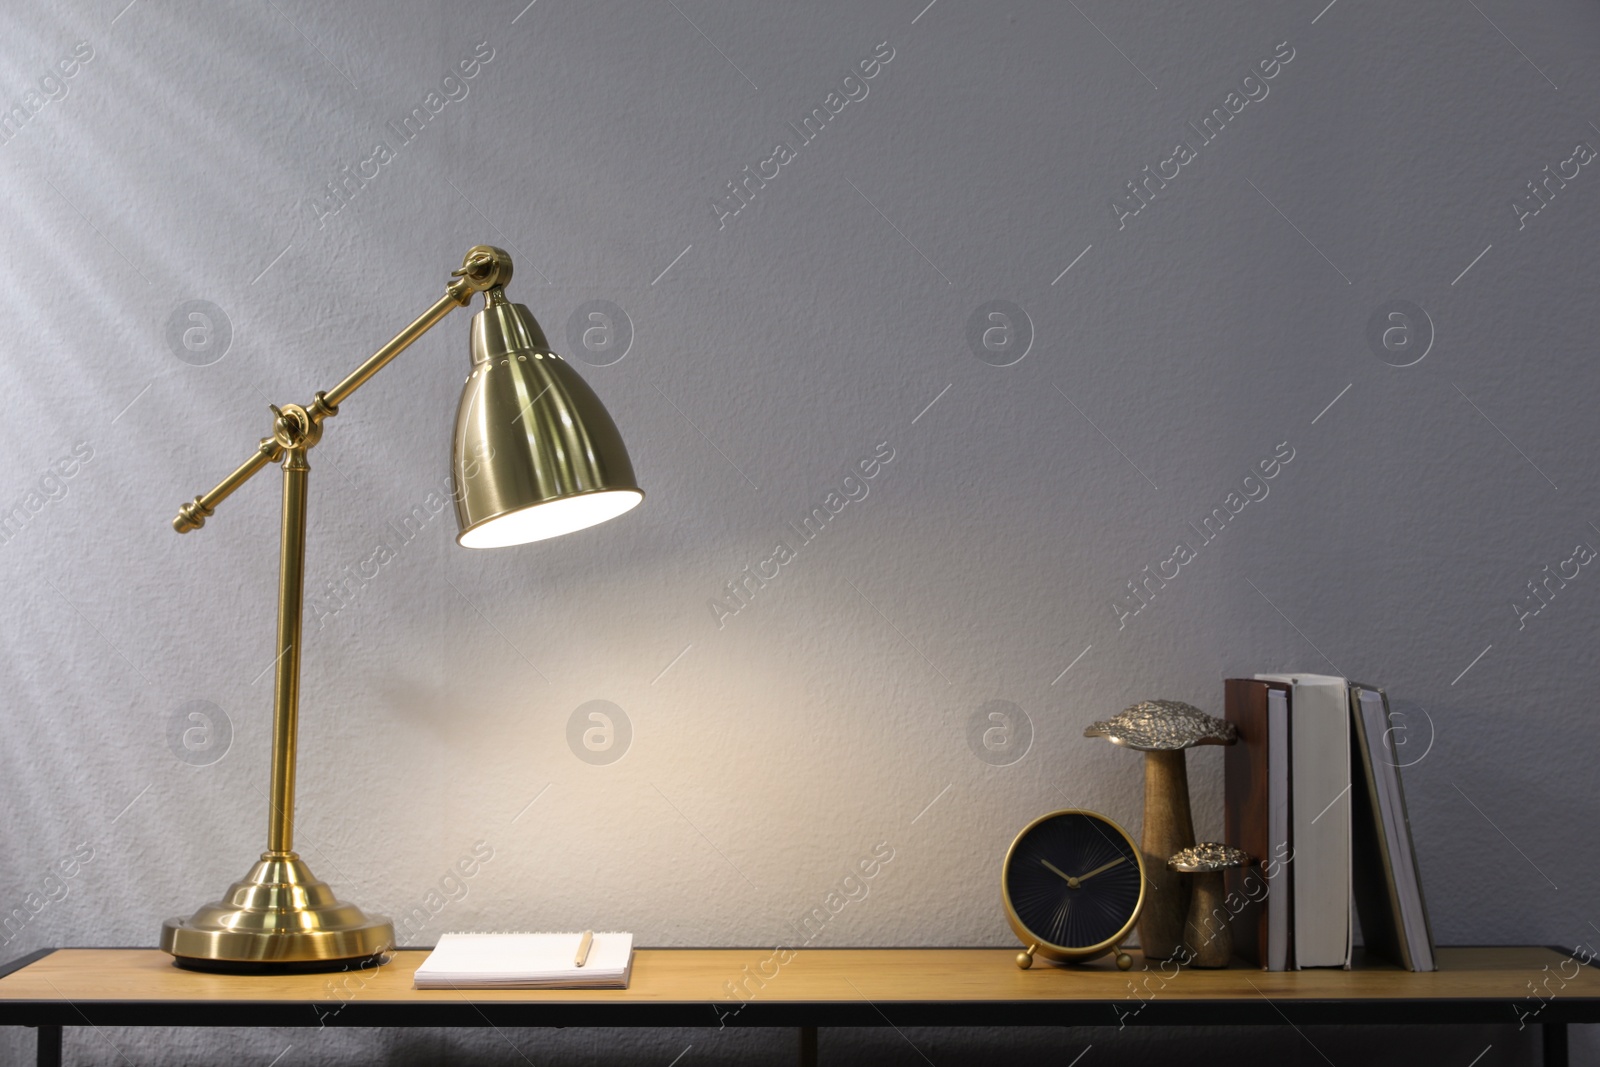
<box><xmin>1223</xmin><ymin>678</ymin><xmax>1294</xmax><ymax>970</ymax></box>
<box><xmin>1257</xmin><ymin>674</ymin><xmax>1353</xmax><ymax>970</ymax></box>
<box><xmin>414</xmin><ymin>932</ymin><xmax>635</xmax><ymax>989</ymax></box>
<box><xmin>1348</xmin><ymin>683</ymin><xmax>1437</xmax><ymax>971</ymax></box>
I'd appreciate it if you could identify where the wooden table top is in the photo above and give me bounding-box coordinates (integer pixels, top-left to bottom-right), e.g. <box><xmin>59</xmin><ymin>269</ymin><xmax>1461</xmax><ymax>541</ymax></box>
<box><xmin>2</xmin><ymin>947</ymin><xmax>1594</xmax><ymax>1028</ymax></box>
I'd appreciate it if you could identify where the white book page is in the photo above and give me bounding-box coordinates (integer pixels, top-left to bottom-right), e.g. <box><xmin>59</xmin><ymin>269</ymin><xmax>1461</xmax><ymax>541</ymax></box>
<box><xmin>1266</xmin><ymin>687</ymin><xmax>1291</xmax><ymax>971</ymax></box>
<box><xmin>1258</xmin><ymin>674</ymin><xmax>1351</xmax><ymax>968</ymax></box>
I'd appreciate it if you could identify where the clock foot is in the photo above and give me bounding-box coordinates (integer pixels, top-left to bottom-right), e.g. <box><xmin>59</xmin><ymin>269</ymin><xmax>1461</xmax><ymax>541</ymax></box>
<box><xmin>1115</xmin><ymin>950</ymin><xmax>1133</xmax><ymax>971</ymax></box>
<box><xmin>1016</xmin><ymin>944</ymin><xmax>1036</xmax><ymax>969</ymax></box>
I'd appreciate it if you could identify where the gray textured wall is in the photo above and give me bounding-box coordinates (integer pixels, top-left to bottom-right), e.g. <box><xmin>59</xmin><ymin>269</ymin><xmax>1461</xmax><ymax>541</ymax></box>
<box><xmin>2</xmin><ymin>1</ymin><xmax>1597</xmax><ymax>1063</ymax></box>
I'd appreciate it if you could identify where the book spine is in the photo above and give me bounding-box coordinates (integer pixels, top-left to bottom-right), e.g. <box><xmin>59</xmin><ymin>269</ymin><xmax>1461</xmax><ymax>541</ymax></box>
<box><xmin>1224</xmin><ymin>679</ymin><xmax>1273</xmax><ymax>969</ymax></box>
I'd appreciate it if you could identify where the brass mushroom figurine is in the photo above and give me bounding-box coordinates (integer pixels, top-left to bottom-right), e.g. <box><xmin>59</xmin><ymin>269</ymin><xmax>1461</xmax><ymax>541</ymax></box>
<box><xmin>1169</xmin><ymin>843</ymin><xmax>1253</xmax><ymax>968</ymax></box>
<box><xmin>1085</xmin><ymin>700</ymin><xmax>1236</xmax><ymax>961</ymax></box>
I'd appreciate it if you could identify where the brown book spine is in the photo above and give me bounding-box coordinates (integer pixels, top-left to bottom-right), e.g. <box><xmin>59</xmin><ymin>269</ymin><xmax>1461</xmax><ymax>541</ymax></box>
<box><xmin>1224</xmin><ymin>678</ymin><xmax>1270</xmax><ymax>967</ymax></box>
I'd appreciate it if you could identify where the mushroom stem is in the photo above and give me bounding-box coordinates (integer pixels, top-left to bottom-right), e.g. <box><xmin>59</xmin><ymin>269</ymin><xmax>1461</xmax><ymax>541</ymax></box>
<box><xmin>1184</xmin><ymin>870</ymin><xmax>1232</xmax><ymax>968</ymax></box>
<box><xmin>1139</xmin><ymin>749</ymin><xmax>1196</xmax><ymax>960</ymax></box>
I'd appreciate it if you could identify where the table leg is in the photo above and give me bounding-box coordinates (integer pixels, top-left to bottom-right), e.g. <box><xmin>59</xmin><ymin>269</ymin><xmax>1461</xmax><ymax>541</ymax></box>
<box><xmin>798</xmin><ymin>1024</ymin><xmax>817</xmax><ymax>1067</ymax></box>
<box><xmin>1544</xmin><ymin>1022</ymin><xmax>1567</xmax><ymax>1067</ymax></box>
<box><xmin>36</xmin><ymin>1024</ymin><xmax>62</xmax><ymax>1067</ymax></box>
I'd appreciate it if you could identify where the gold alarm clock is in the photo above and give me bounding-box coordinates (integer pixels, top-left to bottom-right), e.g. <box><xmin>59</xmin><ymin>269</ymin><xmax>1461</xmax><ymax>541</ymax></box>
<box><xmin>1002</xmin><ymin>809</ymin><xmax>1146</xmax><ymax>970</ymax></box>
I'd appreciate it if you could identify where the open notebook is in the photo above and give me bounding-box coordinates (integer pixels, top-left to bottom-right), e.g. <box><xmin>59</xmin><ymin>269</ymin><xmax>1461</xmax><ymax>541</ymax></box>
<box><xmin>414</xmin><ymin>932</ymin><xmax>635</xmax><ymax>989</ymax></box>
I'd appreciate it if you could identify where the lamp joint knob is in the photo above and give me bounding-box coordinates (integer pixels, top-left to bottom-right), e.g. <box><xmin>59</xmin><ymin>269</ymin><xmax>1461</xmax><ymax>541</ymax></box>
<box><xmin>270</xmin><ymin>403</ymin><xmax>321</xmax><ymax>451</ymax></box>
<box><xmin>449</xmin><ymin>245</ymin><xmax>513</xmax><ymax>300</ymax></box>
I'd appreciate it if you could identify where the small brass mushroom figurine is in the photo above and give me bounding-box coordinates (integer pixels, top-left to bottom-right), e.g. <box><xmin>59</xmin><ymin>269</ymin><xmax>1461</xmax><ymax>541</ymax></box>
<box><xmin>1169</xmin><ymin>843</ymin><xmax>1253</xmax><ymax>968</ymax></box>
<box><xmin>1085</xmin><ymin>700</ymin><xmax>1236</xmax><ymax>961</ymax></box>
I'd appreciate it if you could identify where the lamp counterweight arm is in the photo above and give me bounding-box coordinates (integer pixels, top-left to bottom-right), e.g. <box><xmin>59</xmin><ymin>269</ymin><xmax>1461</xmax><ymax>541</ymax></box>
<box><xmin>171</xmin><ymin>245</ymin><xmax>513</xmax><ymax>533</ymax></box>
<box><xmin>173</xmin><ymin>436</ymin><xmax>284</xmax><ymax>534</ymax></box>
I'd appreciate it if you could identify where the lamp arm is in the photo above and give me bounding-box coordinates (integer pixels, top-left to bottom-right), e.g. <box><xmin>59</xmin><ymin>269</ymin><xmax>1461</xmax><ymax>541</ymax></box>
<box><xmin>170</xmin><ymin>245</ymin><xmax>513</xmax><ymax>533</ymax></box>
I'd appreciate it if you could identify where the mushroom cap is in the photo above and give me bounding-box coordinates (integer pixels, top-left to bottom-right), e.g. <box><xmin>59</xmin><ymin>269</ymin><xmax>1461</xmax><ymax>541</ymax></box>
<box><xmin>1082</xmin><ymin>700</ymin><xmax>1237</xmax><ymax>751</ymax></box>
<box><xmin>1167</xmin><ymin>842</ymin><xmax>1253</xmax><ymax>872</ymax></box>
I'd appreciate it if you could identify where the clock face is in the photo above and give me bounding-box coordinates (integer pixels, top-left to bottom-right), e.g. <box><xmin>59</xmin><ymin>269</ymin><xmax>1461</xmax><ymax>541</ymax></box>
<box><xmin>1003</xmin><ymin>809</ymin><xmax>1144</xmax><ymax>960</ymax></box>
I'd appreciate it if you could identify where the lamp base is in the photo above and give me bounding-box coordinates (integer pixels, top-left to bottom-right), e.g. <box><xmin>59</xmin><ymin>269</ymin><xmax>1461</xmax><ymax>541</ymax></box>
<box><xmin>160</xmin><ymin>852</ymin><xmax>394</xmax><ymax>972</ymax></box>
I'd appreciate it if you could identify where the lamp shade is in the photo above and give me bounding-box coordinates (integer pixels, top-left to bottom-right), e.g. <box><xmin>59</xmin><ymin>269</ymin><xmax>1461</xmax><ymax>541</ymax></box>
<box><xmin>452</xmin><ymin>294</ymin><xmax>642</xmax><ymax>548</ymax></box>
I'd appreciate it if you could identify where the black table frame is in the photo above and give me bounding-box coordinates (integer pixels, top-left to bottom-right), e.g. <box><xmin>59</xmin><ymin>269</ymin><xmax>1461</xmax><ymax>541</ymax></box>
<box><xmin>1</xmin><ymin>948</ymin><xmax>1589</xmax><ymax>1067</ymax></box>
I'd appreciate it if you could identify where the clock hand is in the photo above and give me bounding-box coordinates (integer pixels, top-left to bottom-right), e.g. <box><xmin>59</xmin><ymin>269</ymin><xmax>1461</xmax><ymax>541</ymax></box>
<box><xmin>1040</xmin><ymin>858</ymin><xmax>1081</xmax><ymax>889</ymax></box>
<box><xmin>1073</xmin><ymin>856</ymin><xmax>1128</xmax><ymax>884</ymax></box>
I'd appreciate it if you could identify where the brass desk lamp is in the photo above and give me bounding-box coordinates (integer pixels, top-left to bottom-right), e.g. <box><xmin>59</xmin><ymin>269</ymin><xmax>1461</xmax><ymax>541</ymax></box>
<box><xmin>160</xmin><ymin>245</ymin><xmax>642</xmax><ymax>971</ymax></box>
